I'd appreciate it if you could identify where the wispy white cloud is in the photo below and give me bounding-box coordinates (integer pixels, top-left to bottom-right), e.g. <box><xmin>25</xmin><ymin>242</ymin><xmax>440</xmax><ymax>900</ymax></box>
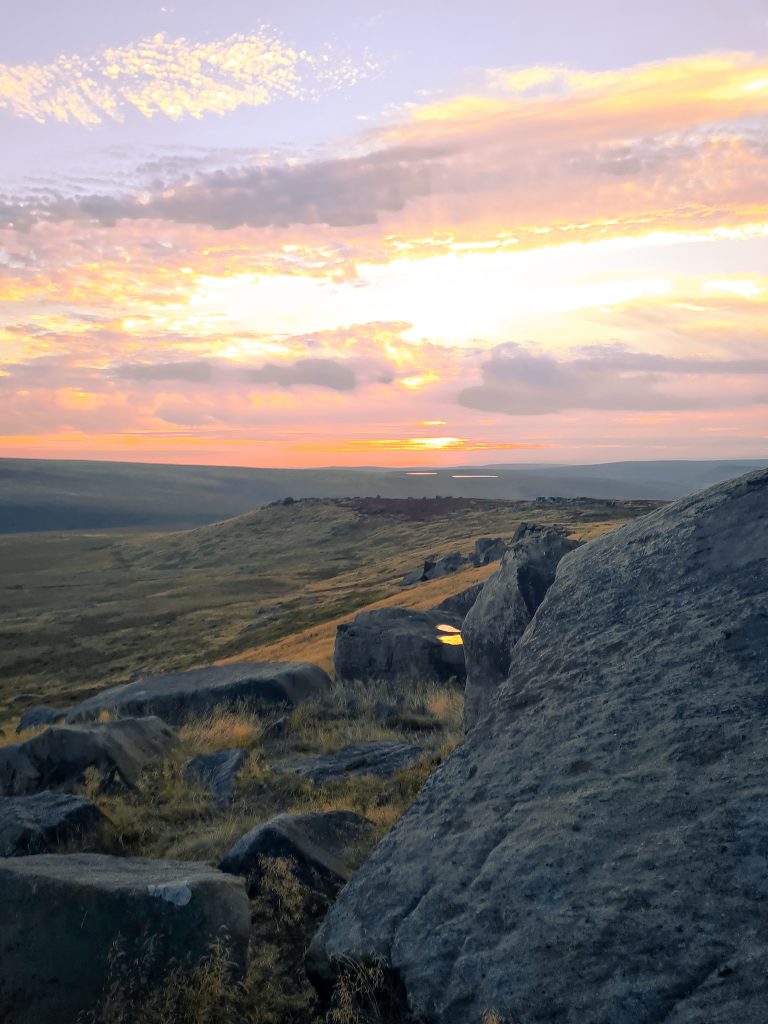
<box><xmin>0</xmin><ymin>30</ymin><xmax>375</xmax><ymax>126</ymax></box>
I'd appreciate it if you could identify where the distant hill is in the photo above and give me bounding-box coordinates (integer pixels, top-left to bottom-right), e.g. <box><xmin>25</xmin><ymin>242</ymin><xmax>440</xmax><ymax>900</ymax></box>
<box><xmin>0</xmin><ymin>456</ymin><xmax>764</xmax><ymax>534</ymax></box>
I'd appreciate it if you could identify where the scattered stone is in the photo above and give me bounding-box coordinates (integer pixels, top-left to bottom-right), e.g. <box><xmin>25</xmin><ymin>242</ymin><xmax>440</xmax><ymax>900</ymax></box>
<box><xmin>335</xmin><ymin>607</ymin><xmax>465</xmax><ymax>685</ymax></box>
<box><xmin>0</xmin><ymin>791</ymin><xmax>113</xmax><ymax>856</ymax></box>
<box><xmin>220</xmin><ymin>810</ymin><xmax>375</xmax><ymax>897</ymax></box>
<box><xmin>66</xmin><ymin>661</ymin><xmax>331</xmax><ymax>726</ymax></box>
<box><xmin>273</xmin><ymin>741</ymin><xmax>423</xmax><ymax>786</ymax></box>
<box><xmin>400</xmin><ymin>551</ymin><xmax>469</xmax><ymax>586</ymax></box>
<box><xmin>0</xmin><ymin>854</ymin><xmax>250</xmax><ymax>1024</ymax></box>
<box><xmin>309</xmin><ymin>470</ymin><xmax>768</xmax><ymax>1024</ymax></box>
<box><xmin>471</xmin><ymin>536</ymin><xmax>506</xmax><ymax>565</ymax></box>
<box><xmin>430</xmin><ymin>581</ymin><xmax>485</xmax><ymax>621</ymax></box>
<box><xmin>462</xmin><ymin>523</ymin><xmax>580</xmax><ymax>728</ymax></box>
<box><xmin>15</xmin><ymin>705</ymin><xmax>66</xmax><ymax>734</ymax></box>
<box><xmin>0</xmin><ymin>717</ymin><xmax>176</xmax><ymax>796</ymax></box>
<box><xmin>184</xmin><ymin>748</ymin><xmax>248</xmax><ymax>803</ymax></box>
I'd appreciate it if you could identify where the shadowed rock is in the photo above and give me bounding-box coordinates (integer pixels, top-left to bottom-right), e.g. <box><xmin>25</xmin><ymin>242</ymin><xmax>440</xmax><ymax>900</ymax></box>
<box><xmin>0</xmin><ymin>717</ymin><xmax>175</xmax><ymax>796</ymax></box>
<box><xmin>335</xmin><ymin>607</ymin><xmax>465</xmax><ymax>686</ymax></box>
<box><xmin>0</xmin><ymin>792</ymin><xmax>113</xmax><ymax>856</ymax></box>
<box><xmin>430</xmin><ymin>581</ymin><xmax>485</xmax><ymax>621</ymax></box>
<box><xmin>400</xmin><ymin>551</ymin><xmax>469</xmax><ymax>586</ymax></box>
<box><xmin>220</xmin><ymin>810</ymin><xmax>375</xmax><ymax>897</ymax></box>
<box><xmin>273</xmin><ymin>741</ymin><xmax>423</xmax><ymax>785</ymax></box>
<box><xmin>471</xmin><ymin>536</ymin><xmax>506</xmax><ymax>565</ymax></box>
<box><xmin>309</xmin><ymin>471</ymin><xmax>768</xmax><ymax>1024</ymax></box>
<box><xmin>0</xmin><ymin>854</ymin><xmax>250</xmax><ymax>1024</ymax></box>
<box><xmin>66</xmin><ymin>661</ymin><xmax>331</xmax><ymax>726</ymax></box>
<box><xmin>462</xmin><ymin>523</ymin><xmax>580</xmax><ymax>729</ymax></box>
<box><xmin>15</xmin><ymin>706</ymin><xmax>65</xmax><ymax>734</ymax></box>
<box><xmin>185</xmin><ymin>748</ymin><xmax>248</xmax><ymax>803</ymax></box>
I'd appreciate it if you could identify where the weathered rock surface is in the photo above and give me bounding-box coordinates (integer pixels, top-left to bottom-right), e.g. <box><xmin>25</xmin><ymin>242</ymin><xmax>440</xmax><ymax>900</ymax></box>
<box><xmin>185</xmin><ymin>748</ymin><xmax>248</xmax><ymax>803</ymax></box>
<box><xmin>16</xmin><ymin>705</ymin><xmax>65</xmax><ymax>734</ymax></box>
<box><xmin>431</xmin><ymin>582</ymin><xmax>484</xmax><ymax>621</ymax></box>
<box><xmin>220</xmin><ymin>810</ymin><xmax>375</xmax><ymax>897</ymax></box>
<box><xmin>0</xmin><ymin>791</ymin><xmax>112</xmax><ymax>856</ymax></box>
<box><xmin>401</xmin><ymin>551</ymin><xmax>469</xmax><ymax>586</ymax></box>
<box><xmin>0</xmin><ymin>853</ymin><xmax>250</xmax><ymax>1024</ymax></box>
<box><xmin>309</xmin><ymin>471</ymin><xmax>768</xmax><ymax>1024</ymax></box>
<box><xmin>273</xmin><ymin>741</ymin><xmax>423</xmax><ymax>785</ymax></box>
<box><xmin>462</xmin><ymin>523</ymin><xmax>580</xmax><ymax>728</ymax></box>
<box><xmin>0</xmin><ymin>717</ymin><xmax>175</xmax><ymax>796</ymax></box>
<box><xmin>66</xmin><ymin>661</ymin><xmax>331</xmax><ymax>725</ymax></box>
<box><xmin>335</xmin><ymin>607</ymin><xmax>465</xmax><ymax>685</ymax></box>
<box><xmin>471</xmin><ymin>536</ymin><xmax>507</xmax><ymax>565</ymax></box>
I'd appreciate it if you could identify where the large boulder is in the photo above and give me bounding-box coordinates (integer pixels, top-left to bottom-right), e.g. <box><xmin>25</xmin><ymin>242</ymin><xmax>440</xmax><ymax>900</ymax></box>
<box><xmin>335</xmin><ymin>607</ymin><xmax>465</xmax><ymax>685</ymax></box>
<box><xmin>401</xmin><ymin>551</ymin><xmax>469</xmax><ymax>586</ymax></box>
<box><xmin>220</xmin><ymin>810</ymin><xmax>375</xmax><ymax>897</ymax></box>
<box><xmin>430</xmin><ymin>582</ymin><xmax>484</xmax><ymax>621</ymax></box>
<box><xmin>273</xmin><ymin>741</ymin><xmax>423</xmax><ymax>785</ymax></box>
<box><xmin>0</xmin><ymin>854</ymin><xmax>250</xmax><ymax>1024</ymax></box>
<box><xmin>66</xmin><ymin>661</ymin><xmax>331</xmax><ymax>725</ymax></box>
<box><xmin>0</xmin><ymin>717</ymin><xmax>175</xmax><ymax>796</ymax></box>
<box><xmin>462</xmin><ymin>523</ymin><xmax>580</xmax><ymax>728</ymax></box>
<box><xmin>309</xmin><ymin>471</ymin><xmax>768</xmax><ymax>1024</ymax></box>
<box><xmin>0</xmin><ymin>791</ymin><xmax>113</xmax><ymax>856</ymax></box>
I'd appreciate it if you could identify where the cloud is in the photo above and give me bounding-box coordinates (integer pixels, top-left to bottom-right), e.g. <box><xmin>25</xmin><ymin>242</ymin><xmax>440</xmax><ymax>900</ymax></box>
<box><xmin>112</xmin><ymin>356</ymin><xmax>358</xmax><ymax>391</ymax></box>
<box><xmin>0</xmin><ymin>30</ymin><xmax>373</xmax><ymax>126</ymax></box>
<box><xmin>457</xmin><ymin>342</ymin><xmax>768</xmax><ymax>414</ymax></box>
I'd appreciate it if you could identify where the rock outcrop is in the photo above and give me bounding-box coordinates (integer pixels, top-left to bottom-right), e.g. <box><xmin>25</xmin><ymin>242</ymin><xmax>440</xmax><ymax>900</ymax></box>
<box><xmin>0</xmin><ymin>791</ymin><xmax>112</xmax><ymax>856</ymax></box>
<box><xmin>185</xmin><ymin>748</ymin><xmax>248</xmax><ymax>803</ymax></box>
<box><xmin>220</xmin><ymin>810</ymin><xmax>375</xmax><ymax>897</ymax></box>
<box><xmin>66</xmin><ymin>661</ymin><xmax>331</xmax><ymax>725</ymax></box>
<box><xmin>430</xmin><ymin>581</ymin><xmax>484</xmax><ymax>621</ymax></box>
<box><xmin>15</xmin><ymin>705</ymin><xmax>65</xmax><ymax>734</ymax></box>
<box><xmin>309</xmin><ymin>471</ymin><xmax>768</xmax><ymax>1024</ymax></box>
<box><xmin>273</xmin><ymin>741</ymin><xmax>423</xmax><ymax>785</ymax></box>
<box><xmin>471</xmin><ymin>536</ymin><xmax>506</xmax><ymax>565</ymax></box>
<box><xmin>335</xmin><ymin>607</ymin><xmax>465</xmax><ymax>685</ymax></box>
<box><xmin>462</xmin><ymin>523</ymin><xmax>580</xmax><ymax>728</ymax></box>
<box><xmin>0</xmin><ymin>854</ymin><xmax>250</xmax><ymax>1024</ymax></box>
<box><xmin>0</xmin><ymin>717</ymin><xmax>176</xmax><ymax>796</ymax></box>
<box><xmin>401</xmin><ymin>551</ymin><xmax>469</xmax><ymax>586</ymax></box>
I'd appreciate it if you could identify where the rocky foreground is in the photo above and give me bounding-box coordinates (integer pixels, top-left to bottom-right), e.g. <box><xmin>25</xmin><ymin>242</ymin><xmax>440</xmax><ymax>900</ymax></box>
<box><xmin>0</xmin><ymin>471</ymin><xmax>765</xmax><ymax>1023</ymax></box>
<box><xmin>310</xmin><ymin>469</ymin><xmax>768</xmax><ymax>1023</ymax></box>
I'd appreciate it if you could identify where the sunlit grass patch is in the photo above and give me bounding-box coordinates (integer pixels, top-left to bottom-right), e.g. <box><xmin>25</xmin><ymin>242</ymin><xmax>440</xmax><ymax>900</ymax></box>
<box><xmin>179</xmin><ymin>709</ymin><xmax>263</xmax><ymax>755</ymax></box>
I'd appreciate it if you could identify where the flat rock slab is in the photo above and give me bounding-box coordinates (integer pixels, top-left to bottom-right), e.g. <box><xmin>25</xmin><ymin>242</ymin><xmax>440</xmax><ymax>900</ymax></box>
<box><xmin>310</xmin><ymin>470</ymin><xmax>768</xmax><ymax>1024</ymax></box>
<box><xmin>273</xmin><ymin>741</ymin><xmax>423</xmax><ymax>786</ymax></box>
<box><xmin>0</xmin><ymin>716</ymin><xmax>176</xmax><ymax>796</ymax></box>
<box><xmin>220</xmin><ymin>810</ymin><xmax>375</xmax><ymax>896</ymax></box>
<box><xmin>0</xmin><ymin>791</ymin><xmax>112</xmax><ymax>856</ymax></box>
<box><xmin>66</xmin><ymin>661</ymin><xmax>331</xmax><ymax>725</ymax></box>
<box><xmin>334</xmin><ymin>607</ymin><xmax>465</xmax><ymax>685</ymax></box>
<box><xmin>0</xmin><ymin>853</ymin><xmax>250</xmax><ymax>1024</ymax></box>
<box><xmin>185</xmin><ymin>748</ymin><xmax>248</xmax><ymax>803</ymax></box>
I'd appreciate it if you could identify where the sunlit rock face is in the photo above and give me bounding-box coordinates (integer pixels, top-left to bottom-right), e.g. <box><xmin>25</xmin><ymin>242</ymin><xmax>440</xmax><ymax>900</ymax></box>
<box><xmin>309</xmin><ymin>471</ymin><xmax>768</xmax><ymax>1024</ymax></box>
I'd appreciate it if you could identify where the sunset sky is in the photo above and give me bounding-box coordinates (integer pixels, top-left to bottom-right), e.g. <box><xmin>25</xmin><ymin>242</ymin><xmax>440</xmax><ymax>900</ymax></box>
<box><xmin>2</xmin><ymin>0</ymin><xmax>768</xmax><ymax>467</ymax></box>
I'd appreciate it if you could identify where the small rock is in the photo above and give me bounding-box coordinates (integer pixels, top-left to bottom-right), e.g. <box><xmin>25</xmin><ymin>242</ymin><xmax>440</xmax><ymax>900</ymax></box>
<box><xmin>0</xmin><ymin>791</ymin><xmax>113</xmax><ymax>856</ymax></box>
<box><xmin>0</xmin><ymin>717</ymin><xmax>176</xmax><ymax>796</ymax></box>
<box><xmin>16</xmin><ymin>706</ymin><xmax>66</xmax><ymax>735</ymax></box>
<box><xmin>220</xmin><ymin>810</ymin><xmax>375</xmax><ymax>897</ymax></box>
<box><xmin>273</xmin><ymin>741</ymin><xmax>423</xmax><ymax>786</ymax></box>
<box><xmin>184</xmin><ymin>748</ymin><xmax>247</xmax><ymax>804</ymax></box>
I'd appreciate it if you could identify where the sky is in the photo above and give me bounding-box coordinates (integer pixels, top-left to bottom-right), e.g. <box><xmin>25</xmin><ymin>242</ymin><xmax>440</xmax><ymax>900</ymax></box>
<box><xmin>1</xmin><ymin>0</ymin><xmax>768</xmax><ymax>467</ymax></box>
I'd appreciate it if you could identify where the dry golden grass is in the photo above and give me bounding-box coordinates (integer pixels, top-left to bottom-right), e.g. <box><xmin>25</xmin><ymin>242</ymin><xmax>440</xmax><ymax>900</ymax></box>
<box><xmin>179</xmin><ymin>710</ymin><xmax>263</xmax><ymax>755</ymax></box>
